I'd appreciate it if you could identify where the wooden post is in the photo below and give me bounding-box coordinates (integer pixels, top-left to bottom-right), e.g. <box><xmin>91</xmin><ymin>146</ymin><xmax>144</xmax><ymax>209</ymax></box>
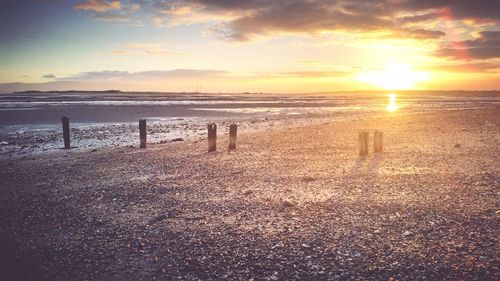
<box><xmin>62</xmin><ymin>116</ymin><xmax>70</xmax><ymax>149</ymax></box>
<box><xmin>374</xmin><ymin>131</ymin><xmax>383</xmax><ymax>153</ymax></box>
<box><xmin>229</xmin><ymin>124</ymin><xmax>237</xmax><ymax>150</ymax></box>
<box><xmin>207</xmin><ymin>123</ymin><xmax>217</xmax><ymax>152</ymax></box>
<box><xmin>359</xmin><ymin>131</ymin><xmax>369</xmax><ymax>157</ymax></box>
<box><xmin>139</xmin><ymin>119</ymin><xmax>147</xmax><ymax>148</ymax></box>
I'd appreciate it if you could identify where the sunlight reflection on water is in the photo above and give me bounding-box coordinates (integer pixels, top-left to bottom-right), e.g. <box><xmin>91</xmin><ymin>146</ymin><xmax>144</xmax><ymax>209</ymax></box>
<box><xmin>387</xmin><ymin>93</ymin><xmax>397</xmax><ymax>112</ymax></box>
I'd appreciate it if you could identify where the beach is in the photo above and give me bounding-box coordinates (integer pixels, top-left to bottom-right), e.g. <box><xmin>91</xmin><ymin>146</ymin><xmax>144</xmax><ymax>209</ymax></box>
<box><xmin>0</xmin><ymin>100</ymin><xmax>499</xmax><ymax>280</ymax></box>
<box><xmin>3</xmin><ymin>0</ymin><xmax>500</xmax><ymax>279</ymax></box>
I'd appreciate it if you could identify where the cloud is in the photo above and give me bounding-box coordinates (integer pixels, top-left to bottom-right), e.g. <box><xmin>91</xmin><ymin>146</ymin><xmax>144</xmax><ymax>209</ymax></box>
<box><xmin>437</xmin><ymin>31</ymin><xmax>500</xmax><ymax>60</ymax></box>
<box><xmin>397</xmin><ymin>12</ymin><xmax>441</xmax><ymax>24</ymax></box>
<box><xmin>54</xmin><ymin>69</ymin><xmax>353</xmax><ymax>84</ymax></box>
<box><xmin>201</xmin><ymin>1</ymin><xmax>446</xmax><ymax>41</ymax></box>
<box><xmin>74</xmin><ymin>0</ymin><xmax>121</xmax><ymax>13</ymax></box>
<box><xmin>250</xmin><ymin>70</ymin><xmax>352</xmax><ymax>79</ymax></box>
<box><xmin>72</xmin><ymin>0</ymin><xmax>448</xmax><ymax>40</ymax></box>
<box><xmin>151</xmin><ymin>0</ymin><xmax>499</xmax><ymax>41</ymax></box>
<box><xmin>58</xmin><ymin>69</ymin><xmax>228</xmax><ymax>82</ymax></box>
<box><xmin>281</xmin><ymin>71</ymin><xmax>351</xmax><ymax>78</ymax></box>
<box><xmin>111</xmin><ymin>43</ymin><xmax>188</xmax><ymax>56</ymax></box>
<box><xmin>60</xmin><ymin>70</ymin><xmax>128</xmax><ymax>81</ymax></box>
<box><xmin>390</xmin><ymin>29</ymin><xmax>445</xmax><ymax>40</ymax></box>
<box><xmin>93</xmin><ymin>11</ymin><xmax>130</xmax><ymax>22</ymax></box>
<box><xmin>43</xmin><ymin>73</ymin><xmax>56</xmax><ymax>79</ymax></box>
<box><xmin>419</xmin><ymin>62</ymin><xmax>500</xmax><ymax>73</ymax></box>
<box><xmin>71</xmin><ymin>0</ymin><xmax>500</xmax><ymax>44</ymax></box>
<box><xmin>402</xmin><ymin>0</ymin><xmax>500</xmax><ymax>24</ymax></box>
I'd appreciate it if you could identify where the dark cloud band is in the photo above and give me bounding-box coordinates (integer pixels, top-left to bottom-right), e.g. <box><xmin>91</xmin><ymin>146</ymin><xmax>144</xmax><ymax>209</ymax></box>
<box><xmin>73</xmin><ymin>0</ymin><xmax>500</xmax><ymax>61</ymax></box>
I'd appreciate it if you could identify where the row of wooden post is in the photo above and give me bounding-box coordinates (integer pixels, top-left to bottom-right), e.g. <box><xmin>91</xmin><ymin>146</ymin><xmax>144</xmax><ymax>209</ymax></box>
<box><xmin>141</xmin><ymin>120</ymin><xmax>238</xmax><ymax>151</ymax></box>
<box><xmin>359</xmin><ymin>130</ymin><xmax>383</xmax><ymax>156</ymax></box>
<box><xmin>62</xmin><ymin>116</ymin><xmax>382</xmax><ymax>155</ymax></box>
<box><xmin>207</xmin><ymin>123</ymin><xmax>238</xmax><ymax>152</ymax></box>
<box><xmin>61</xmin><ymin>117</ymin><xmax>238</xmax><ymax>152</ymax></box>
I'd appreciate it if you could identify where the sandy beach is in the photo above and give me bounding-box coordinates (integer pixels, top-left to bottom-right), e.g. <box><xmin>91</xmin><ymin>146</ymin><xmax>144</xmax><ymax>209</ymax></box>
<box><xmin>1</xmin><ymin>106</ymin><xmax>498</xmax><ymax>280</ymax></box>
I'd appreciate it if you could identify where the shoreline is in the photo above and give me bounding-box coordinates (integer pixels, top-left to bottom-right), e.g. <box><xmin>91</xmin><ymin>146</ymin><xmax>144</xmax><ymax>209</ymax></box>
<box><xmin>1</xmin><ymin>96</ymin><xmax>499</xmax><ymax>158</ymax></box>
<box><xmin>0</xmin><ymin>107</ymin><xmax>381</xmax><ymax>158</ymax></box>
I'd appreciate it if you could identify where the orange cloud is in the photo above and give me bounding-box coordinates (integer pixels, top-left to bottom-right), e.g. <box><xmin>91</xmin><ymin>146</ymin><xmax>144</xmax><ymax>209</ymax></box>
<box><xmin>111</xmin><ymin>43</ymin><xmax>188</xmax><ymax>56</ymax></box>
<box><xmin>74</xmin><ymin>0</ymin><xmax>121</xmax><ymax>13</ymax></box>
<box><xmin>437</xmin><ymin>31</ymin><xmax>500</xmax><ymax>60</ymax></box>
<box><xmin>418</xmin><ymin>63</ymin><xmax>500</xmax><ymax>73</ymax></box>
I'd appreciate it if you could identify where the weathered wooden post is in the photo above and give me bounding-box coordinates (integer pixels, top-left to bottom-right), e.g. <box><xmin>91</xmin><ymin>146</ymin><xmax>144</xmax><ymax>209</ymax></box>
<box><xmin>359</xmin><ymin>131</ymin><xmax>369</xmax><ymax>157</ymax></box>
<box><xmin>62</xmin><ymin>116</ymin><xmax>70</xmax><ymax>149</ymax></box>
<box><xmin>374</xmin><ymin>131</ymin><xmax>383</xmax><ymax>153</ymax></box>
<box><xmin>139</xmin><ymin>119</ymin><xmax>147</xmax><ymax>148</ymax></box>
<box><xmin>207</xmin><ymin>123</ymin><xmax>217</xmax><ymax>152</ymax></box>
<box><xmin>229</xmin><ymin>124</ymin><xmax>237</xmax><ymax>150</ymax></box>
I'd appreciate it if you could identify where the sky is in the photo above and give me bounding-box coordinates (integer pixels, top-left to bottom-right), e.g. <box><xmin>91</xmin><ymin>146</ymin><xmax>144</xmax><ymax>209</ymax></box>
<box><xmin>0</xmin><ymin>0</ymin><xmax>499</xmax><ymax>93</ymax></box>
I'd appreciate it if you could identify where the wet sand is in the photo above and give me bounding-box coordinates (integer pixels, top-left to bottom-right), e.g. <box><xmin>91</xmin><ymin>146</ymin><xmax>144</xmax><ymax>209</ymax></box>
<box><xmin>0</xmin><ymin>107</ymin><xmax>499</xmax><ymax>280</ymax></box>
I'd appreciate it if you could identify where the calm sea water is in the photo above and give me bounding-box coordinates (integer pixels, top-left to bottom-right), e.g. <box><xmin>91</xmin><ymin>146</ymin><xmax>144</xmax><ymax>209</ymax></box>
<box><xmin>1</xmin><ymin>91</ymin><xmax>499</xmax><ymax>125</ymax></box>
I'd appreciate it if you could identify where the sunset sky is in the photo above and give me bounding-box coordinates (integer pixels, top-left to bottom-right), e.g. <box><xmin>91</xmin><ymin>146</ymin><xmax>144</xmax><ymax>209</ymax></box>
<box><xmin>1</xmin><ymin>0</ymin><xmax>499</xmax><ymax>93</ymax></box>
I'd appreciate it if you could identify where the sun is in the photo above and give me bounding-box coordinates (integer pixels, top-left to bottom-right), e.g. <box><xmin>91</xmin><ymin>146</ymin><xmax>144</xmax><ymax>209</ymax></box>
<box><xmin>357</xmin><ymin>63</ymin><xmax>430</xmax><ymax>90</ymax></box>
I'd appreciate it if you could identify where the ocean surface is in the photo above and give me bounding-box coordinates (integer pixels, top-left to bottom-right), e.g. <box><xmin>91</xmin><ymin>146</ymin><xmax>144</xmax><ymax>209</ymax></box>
<box><xmin>1</xmin><ymin>91</ymin><xmax>499</xmax><ymax>157</ymax></box>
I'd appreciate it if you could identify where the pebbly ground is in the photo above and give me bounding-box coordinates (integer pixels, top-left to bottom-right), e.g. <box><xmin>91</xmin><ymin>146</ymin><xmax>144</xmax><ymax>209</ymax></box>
<box><xmin>0</xmin><ymin>108</ymin><xmax>499</xmax><ymax>280</ymax></box>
